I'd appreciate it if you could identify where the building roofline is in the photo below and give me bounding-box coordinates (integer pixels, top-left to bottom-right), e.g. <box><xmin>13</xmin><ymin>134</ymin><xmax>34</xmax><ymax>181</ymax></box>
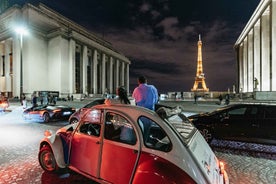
<box><xmin>234</xmin><ymin>0</ymin><xmax>270</xmax><ymax>48</ymax></box>
<box><xmin>26</xmin><ymin>3</ymin><xmax>130</xmax><ymax>63</ymax></box>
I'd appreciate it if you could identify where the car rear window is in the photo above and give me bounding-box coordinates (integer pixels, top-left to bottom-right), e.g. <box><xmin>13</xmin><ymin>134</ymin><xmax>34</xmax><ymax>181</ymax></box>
<box><xmin>167</xmin><ymin>113</ymin><xmax>196</xmax><ymax>140</ymax></box>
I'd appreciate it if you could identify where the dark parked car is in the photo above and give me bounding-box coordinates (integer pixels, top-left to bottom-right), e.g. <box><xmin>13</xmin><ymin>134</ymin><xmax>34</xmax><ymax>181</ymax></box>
<box><xmin>23</xmin><ymin>105</ymin><xmax>76</xmax><ymax>123</ymax></box>
<box><xmin>188</xmin><ymin>103</ymin><xmax>276</xmax><ymax>145</ymax></box>
<box><xmin>69</xmin><ymin>98</ymin><xmax>105</xmax><ymax>124</ymax></box>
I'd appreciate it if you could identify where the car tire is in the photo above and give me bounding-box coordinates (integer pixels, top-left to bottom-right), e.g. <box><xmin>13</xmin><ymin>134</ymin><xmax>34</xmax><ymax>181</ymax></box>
<box><xmin>69</xmin><ymin>118</ymin><xmax>78</xmax><ymax>124</ymax></box>
<box><xmin>200</xmin><ymin>128</ymin><xmax>213</xmax><ymax>143</ymax></box>
<box><xmin>38</xmin><ymin>145</ymin><xmax>59</xmax><ymax>172</ymax></box>
<box><xmin>43</xmin><ymin>113</ymin><xmax>50</xmax><ymax>123</ymax></box>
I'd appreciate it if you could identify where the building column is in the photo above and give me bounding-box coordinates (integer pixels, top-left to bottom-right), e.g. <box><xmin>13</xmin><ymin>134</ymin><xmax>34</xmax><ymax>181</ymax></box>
<box><xmin>242</xmin><ymin>37</ymin><xmax>248</xmax><ymax>92</ymax></box>
<box><xmin>93</xmin><ymin>49</ymin><xmax>98</xmax><ymax>94</ymax></box>
<box><xmin>271</xmin><ymin>0</ymin><xmax>276</xmax><ymax>90</ymax></box>
<box><xmin>12</xmin><ymin>35</ymin><xmax>20</xmax><ymax>97</ymax></box>
<box><xmin>69</xmin><ymin>39</ymin><xmax>76</xmax><ymax>95</ymax></box>
<box><xmin>109</xmin><ymin>57</ymin><xmax>114</xmax><ymax>93</ymax></box>
<box><xmin>260</xmin><ymin>8</ymin><xmax>270</xmax><ymax>91</ymax></box>
<box><xmin>125</xmin><ymin>63</ymin><xmax>129</xmax><ymax>94</ymax></box>
<box><xmin>3</xmin><ymin>40</ymin><xmax>12</xmax><ymax>96</ymax></box>
<box><xmin>82</xmin><ymin>46</ymin><xmax>88</xmax><ymax>94</ymax></box>
<box><xmin>253</xmin><ymin>20</ymin><xmax>261</xmax><ymax>91</ymax></box>
<box><xmin>115</xmin><ymin>59</ymin><xmax>119</xmax><ymax>89</ymax></box>
<box><xmin>121</xmin><ymin>61</ymin><xmax>125</xmax><ymax>87</ymax></box>
<box><xmin>239</xmin><ymin>44</ymin><xmax>244</xmax><ymax>92</ymax></box>
<box><xmin>101</xmin><ymin>53</ymin><xmax>106</xmax><ymax>94</ymax></box>
<box><xmin>247</xmin><ymin>31</ymin><xmax>254</xmax><ymax>92</ymax></box>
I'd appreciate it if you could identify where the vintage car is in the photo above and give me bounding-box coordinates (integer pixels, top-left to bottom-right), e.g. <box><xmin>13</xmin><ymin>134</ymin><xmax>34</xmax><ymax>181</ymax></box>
<box><xmin>38</xmin><ymin>104</ymin><xmax>229</xmax><ymax>184</ymax></box>
<box><xmin>23</xmin><ymin>105</ymin><xmax>75</xmax><ymax>123</ymax></box>
<box><xmin>189</xmin><ymin>103</ymin><xmax>276</xmax><ymax>145</ymax></box>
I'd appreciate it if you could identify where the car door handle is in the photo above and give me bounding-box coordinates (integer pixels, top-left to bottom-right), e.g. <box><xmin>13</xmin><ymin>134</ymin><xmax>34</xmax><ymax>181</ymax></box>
<box><xmin>95</xmin><ymin>141</ymin><xmax>101</xmax><ymax>144</ymax></box>
<box><xmin>133</xmin><ymin>150</ymin><xmax>138</xmax><ymax>154</ymax></box>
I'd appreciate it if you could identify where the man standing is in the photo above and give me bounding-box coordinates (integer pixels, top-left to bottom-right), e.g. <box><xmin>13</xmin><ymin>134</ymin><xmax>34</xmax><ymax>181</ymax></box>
<box><xmin>132</xmin><ymin>76</ymin><xmax>158</xmax><ymax>110</ymax></box>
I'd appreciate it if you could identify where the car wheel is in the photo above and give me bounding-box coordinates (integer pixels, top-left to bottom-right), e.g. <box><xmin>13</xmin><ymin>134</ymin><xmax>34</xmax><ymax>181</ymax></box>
<box><xmin>43</xmin><ymin>113</ymin><xmax>50</xmax><ymax>123</ymax></box>
<box><xmin>69</xmin><ymin>118</ymin><xmax>78</xmax><ymax>124</ymax></box>
<box><xmin>200</xmin><ymin>128</ymin><xmax>213</xmax><ymax>143</ymax></box>
<box><xmin>38</xmin><ymin>145</ymin><xmax>59</xmax><ymax>172</ymax></box>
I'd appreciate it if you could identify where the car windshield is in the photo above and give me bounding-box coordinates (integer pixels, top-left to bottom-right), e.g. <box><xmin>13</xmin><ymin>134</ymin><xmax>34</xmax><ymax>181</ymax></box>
<box><xmin>166</xmin><ymin>113</ymin><xmax>196</xmax><ymax>140</ymax></box>
<box><xmin>84</xmin><ymin>99</ymin><xmax>105</xmax><ymax>108</ymax></box>
<box><xmin>207</xmin><ymin>105</ymin><xmax>232</xmax><ymax>115</ymax></box>
<box><xmin>46</xmin><ymin>106</ymin><xmax>58</xmax><ymax>110</ymax></box>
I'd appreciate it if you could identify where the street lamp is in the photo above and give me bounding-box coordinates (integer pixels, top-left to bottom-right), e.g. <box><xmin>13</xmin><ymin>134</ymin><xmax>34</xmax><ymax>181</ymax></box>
<box><xmin>15</xmin><ymin>27</ymin><xmax>28</xmax><ymax>104</ymax></box>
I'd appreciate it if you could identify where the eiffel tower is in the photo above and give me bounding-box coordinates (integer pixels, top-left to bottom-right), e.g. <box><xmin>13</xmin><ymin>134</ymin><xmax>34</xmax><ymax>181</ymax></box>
<box><xmin>191</xmin><ymin>35</ymin><xmax>209</xmax><ymax>92</ymax></box>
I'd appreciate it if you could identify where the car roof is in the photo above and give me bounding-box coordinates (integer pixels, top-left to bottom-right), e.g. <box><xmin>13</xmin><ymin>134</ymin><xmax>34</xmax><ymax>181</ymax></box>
<box><xmin>91</xmin><ymin>104</ymin><xmax>157</xmax><ymax>118</ymax></box>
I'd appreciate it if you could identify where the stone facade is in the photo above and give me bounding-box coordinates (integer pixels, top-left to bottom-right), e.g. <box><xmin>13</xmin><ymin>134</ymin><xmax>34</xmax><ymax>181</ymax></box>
<box><xmin>234</xmin><ymin>0</ymin><xmax>276</xmax><ymax>99</ymax></box>
<box><xmin>0</xmin><ymin>3</ymin><xmax>130</xmax><ymax>98</ymax></box>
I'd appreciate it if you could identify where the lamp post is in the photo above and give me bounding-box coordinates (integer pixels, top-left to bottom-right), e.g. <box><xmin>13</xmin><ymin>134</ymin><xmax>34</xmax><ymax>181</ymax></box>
<box><xmin>15</xmin><ymin>27</ymin><xmax>28</xmax><ymax>104</ymax></box>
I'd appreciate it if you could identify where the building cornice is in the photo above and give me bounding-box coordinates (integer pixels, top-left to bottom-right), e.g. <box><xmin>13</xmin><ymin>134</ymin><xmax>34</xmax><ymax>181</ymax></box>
<box><xmin>234</xmin><ymin>0</ymin><xmax>271</xmax><ymax>48</ymax></box>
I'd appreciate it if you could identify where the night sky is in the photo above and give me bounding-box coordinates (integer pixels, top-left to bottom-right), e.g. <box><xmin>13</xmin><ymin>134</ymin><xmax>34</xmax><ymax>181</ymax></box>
<box><xmin>9</xmin><ymin>0</ymin><xmax>261</xmax><ymax>93</ymax></box>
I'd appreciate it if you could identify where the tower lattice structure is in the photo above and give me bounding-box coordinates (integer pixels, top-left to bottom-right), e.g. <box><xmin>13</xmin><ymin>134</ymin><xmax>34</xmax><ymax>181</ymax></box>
<box><xmin>191</xmin><ymin>35</ymin><xmax>209</xmax><ymax>92</ymax></box>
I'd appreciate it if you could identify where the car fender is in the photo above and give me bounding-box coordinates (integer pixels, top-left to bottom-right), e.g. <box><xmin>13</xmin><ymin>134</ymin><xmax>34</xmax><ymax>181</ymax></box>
<box><xmin>40</xmin><ymin>134</ymin><xmax>66</xmax><ymax>168</ymax></box>
<box><xmin>132</xmin><ymin>153</ymin><xmax>195</xmax><ymax>184</ymax></box>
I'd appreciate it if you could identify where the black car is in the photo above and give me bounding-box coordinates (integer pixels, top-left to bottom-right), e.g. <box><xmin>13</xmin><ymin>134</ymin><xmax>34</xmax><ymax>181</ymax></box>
<box><xmin>23</xmin><ymin>105</ymin><xmax>76</xmax><ymax>123</ymax></box>
<box><xmin>188</xmin><ymin>103</ymin><xmax>276</xmax><ymax>145</ymax></box>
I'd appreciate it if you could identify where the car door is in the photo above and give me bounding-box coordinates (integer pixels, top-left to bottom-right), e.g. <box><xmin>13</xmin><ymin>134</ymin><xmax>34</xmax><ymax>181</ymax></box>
<box><xmin>244</xmin><ymin>105</ymin><xmax>264</xmax><ymax>139</ymax></box>
<box><xmin>69</xmin><ymin>109</ymin><xmax>102</xmax><ymax>178</ymax></box>
<box><xmin>214</xmin><ymin>106</ymin><xmax>249</xmax><ymax>139</ymax></box>
<box><xmin>259</xmin><ymin>106</ymin><xmax>276</xmax><ymax>142</ymax></box>
<box><xmin>100</xmin><ymin>111</ymin><xmax>139</xmax><ymax>183</ymax></box>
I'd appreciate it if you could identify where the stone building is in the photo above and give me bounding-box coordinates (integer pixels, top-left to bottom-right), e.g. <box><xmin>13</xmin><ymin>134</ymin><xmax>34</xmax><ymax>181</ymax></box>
<box><xmin>234</xmin><ymin>0</ymin><xmax>276</xmax><ymax>100</ymax></box>
<box><xmin>0</xmin><ymin>3</ymin><xmax>130</xmax><ymax>99</ymax></box>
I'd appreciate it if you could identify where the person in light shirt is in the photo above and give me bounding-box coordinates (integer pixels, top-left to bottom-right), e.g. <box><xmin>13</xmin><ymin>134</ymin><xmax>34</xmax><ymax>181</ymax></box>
<box><xmin>132</xmin><ymin>76</ymin><xmax>158</xmax><ymax>110</ymax></box>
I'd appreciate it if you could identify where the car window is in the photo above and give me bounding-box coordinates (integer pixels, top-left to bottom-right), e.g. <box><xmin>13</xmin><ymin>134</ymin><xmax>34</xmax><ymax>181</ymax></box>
<box><xmin>79</xmin><ymin>122</ymin><xmax>101</xmax><ymax>137</ymax></box>
<box><xmin>228</xmin><ymin>107</ymin><xmax>247</xmax><ymax>115</ymax></box>
<box><xmin>138</xmin><ymin>116</ymin><xmax>172</xmax><ymax>152</ymax></box>
<box><xmin>104</xmin><ymin>112</ymin><xmax>137</xmax><ymax>145</ymax></box>
<box><xmin>78</xmin><ymin>109</ymin><xmax>102</xmax><ymax>137</ymax></box>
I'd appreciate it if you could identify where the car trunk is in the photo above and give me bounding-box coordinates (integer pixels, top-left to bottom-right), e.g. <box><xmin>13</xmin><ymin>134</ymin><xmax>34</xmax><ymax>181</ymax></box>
<box><xmin>168</xmin><ymin>114</ymin><xmax>228</xmax><ymax>184</ymax></box>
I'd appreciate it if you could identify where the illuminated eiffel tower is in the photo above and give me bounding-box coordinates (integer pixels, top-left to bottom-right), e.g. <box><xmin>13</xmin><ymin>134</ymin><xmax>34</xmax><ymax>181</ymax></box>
<box><xmin>191</xmin><ymin>35</ymin><xmax>209</xmax><ymax>92</ymax></box>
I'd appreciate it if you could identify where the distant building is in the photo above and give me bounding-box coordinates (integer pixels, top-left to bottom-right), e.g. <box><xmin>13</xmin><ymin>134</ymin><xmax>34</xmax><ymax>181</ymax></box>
<box><xmin>234</xmin><ymin>0</ymin><xmax>276</xmax><ymax>99</ymax></box>
<box><xmin>0</xmin><ymin>3</ymin><xmax>130</xmax><ymax>98</ymax></box>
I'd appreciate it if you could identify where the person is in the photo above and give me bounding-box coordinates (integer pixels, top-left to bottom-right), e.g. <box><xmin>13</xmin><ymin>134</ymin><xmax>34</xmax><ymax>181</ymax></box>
<box><xmin>218</xmin><ymin>94</ymin><xmax>223</xmax><ymax>105</ymax></box>
<box><xmin>225</xmin><ymin>94</ymin><xmax>230</xmax><ymax>105</ymax></box>
<box><xmin>22</xmin><ymin>93</ymin><xmax>27</xmax><ymax>109</ymax></box>
<box><xmin>194</xmin><ymin>93</ymin><xmax>197</xmax><ymax>104</ymax></box>
<box><xmin>105</xmin><ymin>86</ymin><xmax>131</xmax><ymax>105</ymax></box>
<box><xmin>132</xmin><ymin>76</ymin><xmax>158</xmax><ymax>110</ymax></box>
<box><xmin>32</xmin><ymin>93</ymin><xmax>38</xmax><ymax>107</ymax></box>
